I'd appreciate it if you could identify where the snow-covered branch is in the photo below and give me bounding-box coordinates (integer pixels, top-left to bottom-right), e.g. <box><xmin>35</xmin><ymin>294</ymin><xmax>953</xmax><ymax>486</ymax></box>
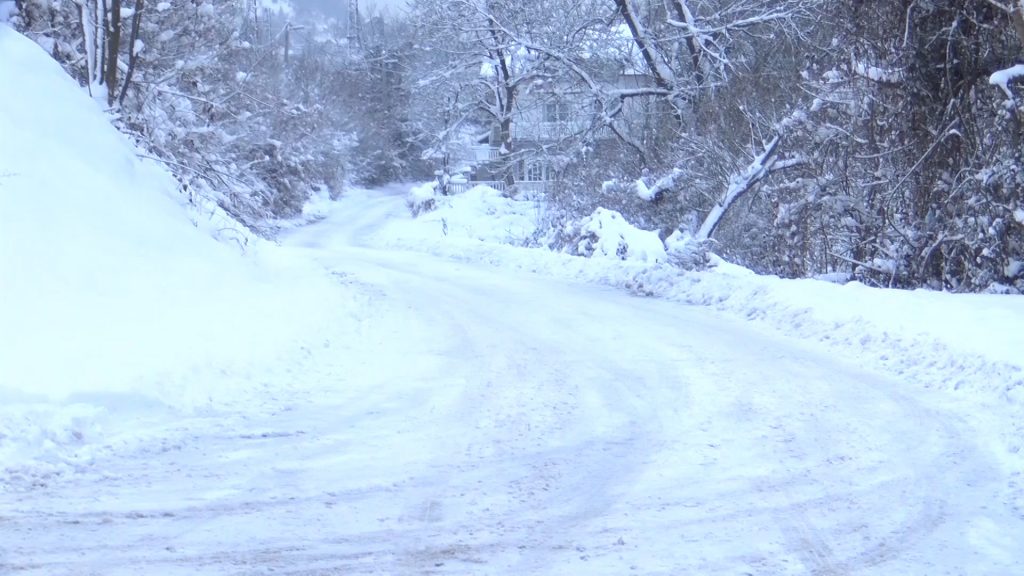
<box><xmin>695</xmin><ymin>135</ymin><xmax>805</xmax><ymax>241</ymax></box>
<box><xmin>990</xmin><ymin>64</ymin><xmax>1024</xmax><ymax>99</ymax></box>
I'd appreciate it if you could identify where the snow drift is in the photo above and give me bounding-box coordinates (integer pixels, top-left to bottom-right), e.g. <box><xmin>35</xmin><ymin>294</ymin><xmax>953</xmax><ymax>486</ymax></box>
<box><xmin>0</xmin><ymin>25</ymin><xmax>345</xmax><ymax>475</ymax></box>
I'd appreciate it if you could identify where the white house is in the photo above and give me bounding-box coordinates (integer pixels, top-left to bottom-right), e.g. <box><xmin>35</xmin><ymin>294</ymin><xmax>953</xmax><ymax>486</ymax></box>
<box><xmin>461</xmin><ymin>30</ymin><xmax>659</xmax><ymax>194</ymax></box>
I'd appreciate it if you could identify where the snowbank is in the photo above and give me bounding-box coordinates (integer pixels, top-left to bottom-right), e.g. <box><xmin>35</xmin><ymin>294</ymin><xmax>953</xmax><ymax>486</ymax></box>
<box><xmin>392</xmin><ymin>184</ymin><xmax>540</xmax><ymax>246</ymax></box>
<box><xmin>0</xmin><ymin>25</ymin><xmax>348</xmax><ymax>479</ymax></box>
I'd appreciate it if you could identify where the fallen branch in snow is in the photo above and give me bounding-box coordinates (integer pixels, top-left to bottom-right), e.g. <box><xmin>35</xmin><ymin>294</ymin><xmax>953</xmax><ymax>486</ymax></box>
<box><xmin>828</xmin><ymin>251</ymin><xmax>899</xmax><ymax>288</ymax></box>
<box><xmin>829</xmin><ymin>251</ymin><xmax>889</xmax><ymax>274</ymax></box>
<box><xmin>214</xmin><ymin>226</ymin><xmax>250</xmax><ymax>253</ymax></box>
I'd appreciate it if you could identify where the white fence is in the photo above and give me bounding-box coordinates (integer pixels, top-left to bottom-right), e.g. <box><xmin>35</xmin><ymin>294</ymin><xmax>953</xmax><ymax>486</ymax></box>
<box><xmin>446</xmin><ymin>180</ymin><xmax>549</xmax><ymax>196</ymax></box>
<box><xmin>469</xmin><ymin>146</ymin><xmax>500</xmax><ymax>162</ymax></box>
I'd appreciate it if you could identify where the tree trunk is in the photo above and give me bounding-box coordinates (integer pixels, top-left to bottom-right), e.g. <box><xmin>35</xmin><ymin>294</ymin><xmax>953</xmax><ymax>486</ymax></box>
<box><xmin>77</xmin><ymin>0</ymin><xmax>100</xmax><ymax>93</ymax></box>
<box><xmin>613</xmin><ymin>0</ymin><xmax>685</xmax><ymax>125</ymax></box>
<box><xmin>117</xmin><ymin>0</ymin><xmax>144</xmax><ymax>106</ymax></box>
<box><xmin>489</xmin><ymin>19</ymin><xmax>517</xmax><ymax>190</ymax></box>
<box><xmin>284</xmin><ymin>22</ymin><xmax>291</xmax><ymax>64</ymax></box>
<box><xmin>499</xmin><ymin>94</ymin><xmax>515</xmax><ymax>189</ymax></box>
<box><xmin>1011</xmin><ymin>1</ymin><xmax>1024</xmax><ymax>47</ymax></box>
<box><xmin>669</xmin><ymin>0</ymin><xmax>705</xmax><ymax>91</ymax></box>
<box><xmin>104</xmin><ymin>0</ymin><xmax>121</xmax><ymax>106</ymax></box>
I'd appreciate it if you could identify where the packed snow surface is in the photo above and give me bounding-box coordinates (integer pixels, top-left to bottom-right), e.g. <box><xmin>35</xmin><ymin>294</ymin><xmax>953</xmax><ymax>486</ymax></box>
<box><xmin>3</xmin><ymin>24</ymin><xmax>1024</xmax><ymax>575</ymax></box>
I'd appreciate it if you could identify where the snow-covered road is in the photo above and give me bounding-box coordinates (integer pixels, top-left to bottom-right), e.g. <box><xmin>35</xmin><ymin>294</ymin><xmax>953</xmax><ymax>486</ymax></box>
<box><xmin>3</xmin><ymin>189</ymin><xmax>1022</xmax><ymax>575</ymax></box>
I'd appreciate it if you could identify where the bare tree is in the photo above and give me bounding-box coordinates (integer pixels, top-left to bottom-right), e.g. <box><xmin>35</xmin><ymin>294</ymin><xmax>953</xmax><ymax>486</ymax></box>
<box><xmin>608</xmin><ymin>0</ymin><xmax>821</xmax><ymax>239</ymax></box>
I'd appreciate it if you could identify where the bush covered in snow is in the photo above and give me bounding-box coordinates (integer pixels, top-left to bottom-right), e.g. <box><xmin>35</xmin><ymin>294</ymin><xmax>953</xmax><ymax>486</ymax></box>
<box><xmin>563</xmin><ymin>208</ymin><xmax>666</xmax><ymax>263</ymax></box>
<box><xmin>395</xmin><ymin>184</ymin><xmax>541</xmax><ymax>247</ymax></box>
<box><xmin>406</xmin><ymin>182</ymin><xmax>438</xmax><ymax>216</ymax></box>
<box><xmin>664</xmin><ymin>229</ymin><xmax>712</xmax><ymax>270</ymax></box>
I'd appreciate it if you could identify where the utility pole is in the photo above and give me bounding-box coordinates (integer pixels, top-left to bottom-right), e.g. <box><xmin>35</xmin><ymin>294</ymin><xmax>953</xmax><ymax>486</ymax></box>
<box><xmin>284</xmin><ymin>22</ymin><xmax>306</xmax><ymax>65</ymax></box>
<box><xmin>347</xmin><ymin>0</ymin><xmax>361</xmax><ymax>51</ymax></box>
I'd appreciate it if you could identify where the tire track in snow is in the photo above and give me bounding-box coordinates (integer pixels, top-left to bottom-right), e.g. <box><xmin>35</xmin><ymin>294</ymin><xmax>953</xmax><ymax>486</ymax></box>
<box><xmin>348</xmin><ymin>257</ymin><xmax>660</xmax><ymax>574</ymax></box>
<box><xmin>5</xmin><ymin>190</ymin><xmax>1024</xmax><ymax>575</ymax></box>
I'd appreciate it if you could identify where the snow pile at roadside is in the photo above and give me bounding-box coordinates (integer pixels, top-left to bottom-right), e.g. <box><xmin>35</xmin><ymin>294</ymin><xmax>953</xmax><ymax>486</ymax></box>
<box><xmin>393</xmin><ymin>184</ymin><xmax>541</xmax><ymax>246</ymax></box>
<box><xmin>640</xmin><ymin>265</ymin><xmax>1022</xmax><ymax>395</ymax></box>
<box><xmin>301</xmin><ymin>185</ymin><xmax>334</xmax><ymax>220</ymax></box>
<box><xmin>385</xmin><ymin>185</ymin><xmax>667</xmax><ymax>264</ymax></box>
<box><xmin>632</xmin><ymin>263</ymin><xmax>1024</xmax><ymax>506</ymax></box>
<box><xmin>366</xmin><ymin>184</ymin><xmax>1024</xmax><ymax>471</ymax></box>
<box><xmin>0</xmin><ymin>26</ymin><xmax>348</xmax><ymax>481</ymax></box>
<box><xmin>567</xmin><ymin>207</ymin><xmax>666</xmax><ymax>263</ymax></box>
<box><xmin>405</xmin><ymin>181</ymin><xmax>437</xmax><ymax>216</ymax></box>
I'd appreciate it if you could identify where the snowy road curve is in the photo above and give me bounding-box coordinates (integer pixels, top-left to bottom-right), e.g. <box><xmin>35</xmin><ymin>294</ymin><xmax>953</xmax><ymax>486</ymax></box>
<box><xmin>3</xmin><ymin>189</ymin><xmax>1022</xmax><ymax>575</ymax></box>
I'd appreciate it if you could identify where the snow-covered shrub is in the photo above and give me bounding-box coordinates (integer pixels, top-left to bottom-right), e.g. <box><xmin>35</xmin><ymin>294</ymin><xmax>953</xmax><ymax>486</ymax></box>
<box><xmin>546</xmin><ymin>173</ymin><xmax>686</xmax><ymax>237</ymax></box>
<box><xmin>564</xmin><ymin>208</ymin><xmax>666</xmax><ymax>263</ymax></box>
<box><xmin>300</xmin><ymin>185</ymin><xmax>334</xmax><ymax>221</ymax></box>
<box><xmin>406</xmin><ymin>182</ymin><xmax>438</xmax><ymax>216</ymax></box>
<box><xmin>400</xmin><ymin>184</ymin><xmax>540</xmax><ymax>246</ymax></box>
<box><xmin>664</xmin><ymin>229</ymin><xmax>711</xmax><ymax>270</ymax></box>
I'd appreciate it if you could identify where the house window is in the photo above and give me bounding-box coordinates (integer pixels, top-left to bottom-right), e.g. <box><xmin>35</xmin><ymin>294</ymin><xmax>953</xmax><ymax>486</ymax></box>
<box><xmin>526</xmin><ymin>162</ymin><xmax>544</xmax><ymax>181</ymax></box>
<box><xmin>544</xmin><ymin>101</ymin><xmax>569</xmax><ymax>123</ymax></box>
<box><xmin>544</xmin><ymin>102</ymin><xmax>557</xmax><ymax>122</ymax></box>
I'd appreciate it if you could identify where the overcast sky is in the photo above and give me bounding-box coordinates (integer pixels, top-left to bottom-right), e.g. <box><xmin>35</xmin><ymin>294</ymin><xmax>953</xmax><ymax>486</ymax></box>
<box><xmin>290</xmin><ymin>0</ymin><xmax>407</xmax><ymax>18</ymax></box>
<box><xmin>366</xmin><ymin>0</ymin><xmax>407</xmax><ymax>11</ymax></box>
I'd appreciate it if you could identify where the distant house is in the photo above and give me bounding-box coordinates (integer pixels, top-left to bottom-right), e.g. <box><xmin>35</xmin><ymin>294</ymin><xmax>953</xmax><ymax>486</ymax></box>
<box><xmin>460</xmin><ymin>62</ymin><xmax>657</xmax><ymax>195</ymax></box>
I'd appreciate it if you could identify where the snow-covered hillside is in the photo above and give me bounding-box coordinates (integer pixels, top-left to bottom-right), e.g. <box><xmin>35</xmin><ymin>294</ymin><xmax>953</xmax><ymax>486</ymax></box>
<box><xmin>0</xmin><ymin>25</ymin><xmax>347</xmax><ymax>477</ymax></box>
